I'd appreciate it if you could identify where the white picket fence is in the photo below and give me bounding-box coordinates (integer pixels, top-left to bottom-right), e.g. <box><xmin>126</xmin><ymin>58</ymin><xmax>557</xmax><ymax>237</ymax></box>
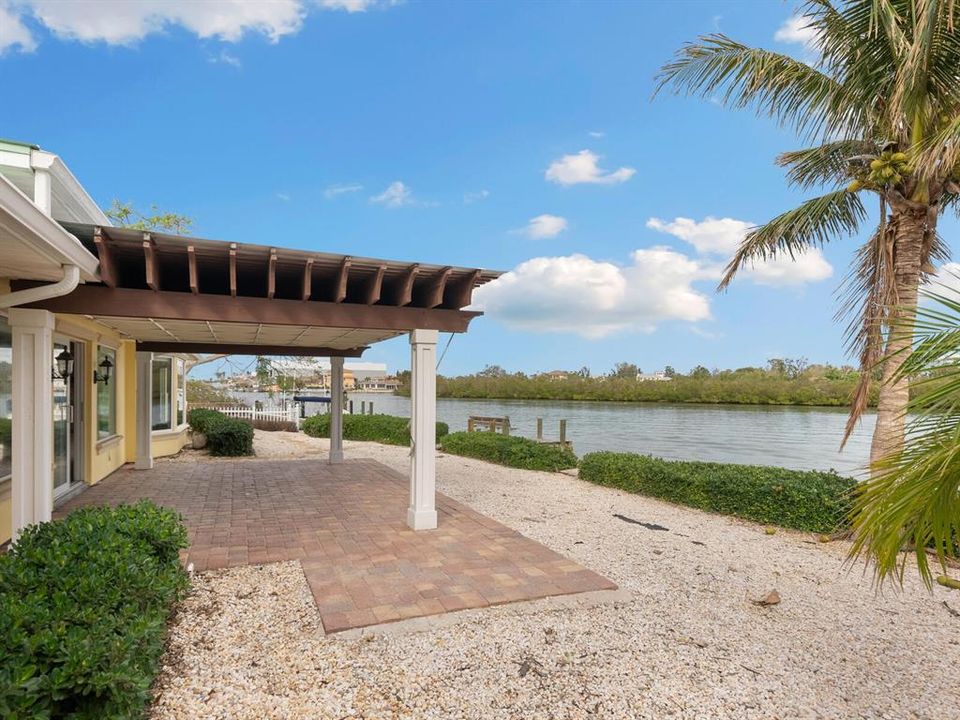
<box><xmin>202</xmin><ymin>404</ymin><xmax>301</xmax><ymax>429</ymax></box>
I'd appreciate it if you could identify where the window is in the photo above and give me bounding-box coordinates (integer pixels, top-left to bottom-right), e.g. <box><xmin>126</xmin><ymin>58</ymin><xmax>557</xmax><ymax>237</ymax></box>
<box><xmin>176</xmin><ymin>359</ymin><xmax>186</xmax><ymax>426</ymax></box>
<box><xmin>96</xmin><ymin>346</ymin><xmax>117</xmax><ymax>439</ymax></box>
<box><xmin>0</xmin><ymin>317</ymin><xmax>11</xmax><ymax>481</ymax></box>
<box><xmin>152</xmin><ymin>358</ymin><xmax>172</xmax><ymax>431</ymax></box>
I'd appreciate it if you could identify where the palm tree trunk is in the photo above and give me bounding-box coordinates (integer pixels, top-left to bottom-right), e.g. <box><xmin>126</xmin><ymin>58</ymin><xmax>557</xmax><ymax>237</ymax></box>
<box><xmin>869</xmin><ymin>208</ymin><xmax>927</xmax><ymax>468</ymax></box>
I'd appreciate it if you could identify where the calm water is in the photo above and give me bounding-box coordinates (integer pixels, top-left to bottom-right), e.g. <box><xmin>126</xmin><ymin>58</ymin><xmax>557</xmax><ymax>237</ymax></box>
<box><xmin>243</xmin><ymin>391</ymin><xmax>873</xmax><ymax>476</ymax></box>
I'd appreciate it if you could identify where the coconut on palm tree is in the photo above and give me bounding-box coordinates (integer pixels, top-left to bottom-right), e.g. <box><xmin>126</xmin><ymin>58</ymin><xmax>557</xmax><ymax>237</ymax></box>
<box><xmin>657</xmin><ymin>0</ymin><xmax>960</xmax><ymax>468</ymax></box>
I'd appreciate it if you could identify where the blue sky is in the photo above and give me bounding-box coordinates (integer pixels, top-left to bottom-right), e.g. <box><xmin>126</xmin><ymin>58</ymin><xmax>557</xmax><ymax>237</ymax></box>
<box><xmin>4</xmin><ymin>0</ymin><xmax>957</xmax><ymax>378</ymax></box>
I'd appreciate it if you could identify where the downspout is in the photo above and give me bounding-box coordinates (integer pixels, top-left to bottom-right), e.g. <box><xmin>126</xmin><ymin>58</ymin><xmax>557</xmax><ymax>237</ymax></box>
<box><xmin>0</xmin><ymin>264</ymin><xmax>80</xmax><ymax>309</ymax></box>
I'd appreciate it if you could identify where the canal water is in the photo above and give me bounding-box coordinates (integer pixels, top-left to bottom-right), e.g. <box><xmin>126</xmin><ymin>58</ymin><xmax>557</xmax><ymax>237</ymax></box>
<box><xmin>240</xmin><ymin>391</ymin><xmax>873</xmax><ymax>476</ymax></box>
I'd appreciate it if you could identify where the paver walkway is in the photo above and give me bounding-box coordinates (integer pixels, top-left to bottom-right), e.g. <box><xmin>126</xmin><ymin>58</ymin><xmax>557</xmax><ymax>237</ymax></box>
<box><xmin>57</xmin><ymin>458</ymin><xmax>616</xmax><ymax>632</ymax></box>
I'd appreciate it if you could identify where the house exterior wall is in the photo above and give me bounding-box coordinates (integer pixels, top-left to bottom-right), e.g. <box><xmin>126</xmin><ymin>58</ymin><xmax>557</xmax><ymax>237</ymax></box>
<box><xmin>0</xmin><ymin>288</ymin><xmax>190</xmax><ymax>545</ymax></box>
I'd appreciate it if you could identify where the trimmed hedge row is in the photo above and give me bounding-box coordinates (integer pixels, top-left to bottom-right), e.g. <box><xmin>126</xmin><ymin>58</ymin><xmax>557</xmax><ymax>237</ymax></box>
<box><xmin>301</xmin><ymin>413</ymin><xmax>449</xmax><ymax>447</ymax></box>
<box><xmin>0</xmin><ymin>501</ymin><xmax>189</xmax><ymax>718</ymax></box>
<box><xmin>578</xmin><ymin>452</ymin><xmax>857</xmax><ymax>532</ymax></box>
<box><xmin>439</xmin><ymin>431</ymin><xmax>578</xmax><ymax>472</ymax></box>
<box><xmin>187</xmin><ymin>408</ymin><xmax>254</xmax><ymax>456</ymax></box>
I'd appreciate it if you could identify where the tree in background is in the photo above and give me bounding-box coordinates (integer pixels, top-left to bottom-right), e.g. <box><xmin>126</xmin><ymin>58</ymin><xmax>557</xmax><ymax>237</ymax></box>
<box><xmin>658</xmin><ymin>0</ymin><xmax>960</xmax><ymax>469</ymax></box>
<box><xmin>610</xmin><ymin>362</ymin><xmax>639</xmax><ymax>380</ymax></box>
<box><xmin>106</xmin><ymin>200</ymin><xmax>193</xmax><ymax>235</ymax></box>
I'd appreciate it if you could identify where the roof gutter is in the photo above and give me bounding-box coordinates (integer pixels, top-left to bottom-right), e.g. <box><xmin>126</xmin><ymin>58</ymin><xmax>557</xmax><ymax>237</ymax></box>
<box><xmin>0</xmin><ymin>264</ymin><xmax>80</xmax><ymax>309</ymax></box>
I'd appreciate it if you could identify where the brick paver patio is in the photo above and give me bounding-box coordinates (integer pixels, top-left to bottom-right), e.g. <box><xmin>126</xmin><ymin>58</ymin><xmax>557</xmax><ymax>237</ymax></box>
<box><xmin>56</xmin><ymin>458</ymin><xmax>616</xmax><ymax>633</ymax></box>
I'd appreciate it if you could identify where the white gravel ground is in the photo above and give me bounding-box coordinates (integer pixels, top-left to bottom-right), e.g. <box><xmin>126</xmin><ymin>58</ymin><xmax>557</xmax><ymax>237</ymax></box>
<box><xmin>151</xmin><ymin>431</ymin><xmax>960</xmax><ymax>719</ymax></box>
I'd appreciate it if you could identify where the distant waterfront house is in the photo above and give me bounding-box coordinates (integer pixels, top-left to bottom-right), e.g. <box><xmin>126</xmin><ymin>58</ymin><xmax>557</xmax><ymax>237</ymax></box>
<box><xmin>357</xmin><ymin>376</ymin><xmax>401</xmax><ymax>392</ymax></box>
<box><xmin>543</xmin><ymin>370</ymin><xmax>571</xmax><ymax>381</ymax></box>
<box><xmin>637</xmin><ymin>371</ymin><xmax>672</xmax><ymax>382</ymax></box>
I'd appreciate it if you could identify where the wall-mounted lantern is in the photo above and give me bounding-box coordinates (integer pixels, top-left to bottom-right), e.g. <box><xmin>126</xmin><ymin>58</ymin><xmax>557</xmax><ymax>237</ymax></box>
<box><xmin>53</xmin><ymin>348</ymin><xmax>74</xmax><ymax>381</ymax></box>
<box><xmin>93</xmin><ymin>355</ymin><xmax>114</xmax><ymax>385</ymax></box>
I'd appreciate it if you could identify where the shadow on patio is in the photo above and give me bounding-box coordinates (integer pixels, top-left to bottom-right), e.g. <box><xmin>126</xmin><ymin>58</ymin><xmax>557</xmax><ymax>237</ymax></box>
<box><xmin>56</xmin><ymin>458</ymin><xmax>616</xmax><ymax>633</ymax></box>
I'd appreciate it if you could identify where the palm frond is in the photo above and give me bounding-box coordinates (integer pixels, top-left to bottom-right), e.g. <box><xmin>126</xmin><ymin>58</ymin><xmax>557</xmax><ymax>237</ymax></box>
<box><xmin>848</xmin><ymin>286</ymin><xmax>960</xmax><ymax>586</ymax></box>
<box><xmin>655</xmin><ymin>33</ymin><xmax>855</xmax><ymax>141</ymax></box>
<box><xmin>719</xmin><ymin>189</ymin><xmax>866</xmax><ymax>290</ymax></box>
<box><xmin>777</xmin><ymin>139</ymin><xmax>877</xmax><ymax>190</ymax></box>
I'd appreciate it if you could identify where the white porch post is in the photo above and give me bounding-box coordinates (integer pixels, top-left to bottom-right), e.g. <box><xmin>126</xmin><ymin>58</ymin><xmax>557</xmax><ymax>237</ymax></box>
<box><xmin>329</xmin><ymin>356</ymin><xmax>344</xmax><ymax>464</ymax></box>
<box><xmin>9</xmin><ymin>308</ymin><xmax>55</xmax><ymax>540</ymax></box>
<box><xmin>135</xmin><ymin>351</ymin><xmax>153</xmax><ymax>470</ymax></box>
<box><xmin>407</xmin><ymin>329</ymin><xmax>438</xmax><ymax>531</ymax></box>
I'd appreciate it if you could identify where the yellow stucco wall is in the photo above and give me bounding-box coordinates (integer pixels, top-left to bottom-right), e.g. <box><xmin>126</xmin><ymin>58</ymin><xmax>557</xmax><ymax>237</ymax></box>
<box><xmin>0</xmin><ymin>302</ymin><xmax>190</xmax><ymax>545</ymax></box>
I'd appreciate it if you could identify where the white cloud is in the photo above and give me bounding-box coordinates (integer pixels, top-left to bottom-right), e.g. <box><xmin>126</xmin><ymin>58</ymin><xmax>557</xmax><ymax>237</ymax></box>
<box><xmin>646</xmin><ymin>215</ymin><xmax>833</xmax><ymax>287</ymax></box>
<box><xmin>0</xmin><ymin>3</ymin><xmax>36</xmax><ymax>52</ymax></box>
<box><xmin>209</xmin><ymin>49</ymin><xmax>241</xmax><ymax>68</ymax></box>
<box><xmin>463</xmin><ymin>189</ymin><xmax>489</xmax><ymax>204</ymax></box>
<box><xmin>0</xmin><ymin>0</ymin><xmax>398</xmax><ymax>51</ymax></box>
<box><xmin>646</xmin><ymin>216</ymin><xmax>751</xmax><ymax>256</ymax></box>
<box><xmin>588</xmin><ymin>130</ymin><xmax>605</xmax><ymax>138</ymax></box>
<box><xmin>545</xmin><ymin>149</ymin><xmax>635</xmax><ymax>186</ymax></box>
<box><xmin>925</xmin><ymin>262</ymin><xmax>960</xmax><ymax>299</ymax></box>
<box><xmin>473</xmin><ymin>247</ymin><xmax>712</xmax><ymax>338</ymax></box>
<box><xmin>774</xmin><ymin>15</ymin><xmax>818</xmax><ymax>45</ymax></box>
<box><xmin>518</xmin><ymin>214</ymin><xmax>568</xmax><ymax>240</ymax></box>
<box><xmin>275</xmin><ymin>192</ymin><xmax>291</xmax><ymax>202</ymax></box>
<box><xmin>370</xmin><ymin>181</ymin><xmax>427</xmax><ymax>208</ymax></box>
<box><xmin>324</xmin><ymin>182</ymin><xmax>363</xmax><ymax>199</ymax></box>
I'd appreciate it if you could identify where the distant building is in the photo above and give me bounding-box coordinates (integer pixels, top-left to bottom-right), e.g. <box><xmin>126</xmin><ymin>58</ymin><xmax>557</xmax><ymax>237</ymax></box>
<box><xmin>542</xmin><ymin>370</ymin><xmax>570</xmax><ymax>381</ymax></box>
<box><xmin>637</xmin><ymin>370</ymin><xmax>672</xmax><ymax>382</ymax></box>
<box><xmin>271</xmin><ymin>358</ymin><xmax>387</xmax><ymax>382</ymax></box>
<box><xmin>357</xmin><ymin>376</ymin><xmax>401</xmax><ymax>393</ymax></box>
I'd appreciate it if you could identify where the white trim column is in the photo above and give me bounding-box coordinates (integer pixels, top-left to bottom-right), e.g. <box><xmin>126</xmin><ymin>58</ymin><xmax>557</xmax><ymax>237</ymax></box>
<box><xmin>407</xmin><ymin>329</ymin><xmax>438</xmax><ymax>531</ymax></box>
<box><xmin>9</xmin><ymin>308</ymin><xmax>54</xmax><ymax>540</ymax></box>
<box><xmin>329</xmin><ymin>356</ymin><xmax>344</xmax><ymax>464</ymax></box>
<box><xmin>135</xmin><ymin>351</ymin><xmax>153</xmax><ymax>470</ymax></box>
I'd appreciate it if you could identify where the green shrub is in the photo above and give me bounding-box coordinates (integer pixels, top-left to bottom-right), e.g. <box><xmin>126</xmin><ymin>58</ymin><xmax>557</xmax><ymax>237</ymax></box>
<box><xmin>439</xmin><ymin>431</ymin><xmax>578</xmax><ymax>471</ymax></box>
<box><xmin>186</xmin><ymin>407</ymin><xmax>224</xmax><ymax>435</ymax></box>
<box><xmin>206</xmin><ymin>416</ymin><xmax>254</xmax><ymax>456</ymax></box>
<box><xmin>0</xmin><ymin>417</ymin><xmax>10</xmax><ymax>448</ymax></box>
<box><xmin>301</xmin><ymin>413</ymin><xmax>449</xmax><ymax>447</ymax></box>
<box><xmin>0</xmin><ymin>501</ymin><xmax>189</xmax><ymax>719</ymax></box>
<box><xmin>188</xmin><ymin>408</ymin><xmax>254</xmax><ymax>456</ymax></box>
<box><xmin>578</xmin><ymin>452</ymin><xmax>857</xmax><ymax>532</ymax></box>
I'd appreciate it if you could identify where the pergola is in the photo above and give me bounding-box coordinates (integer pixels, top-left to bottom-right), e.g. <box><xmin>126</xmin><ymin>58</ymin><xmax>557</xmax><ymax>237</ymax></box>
<box><xmin>19</xmin><ymin>223</ymin><xmax>501</xmax><ymax>531</ymax></box>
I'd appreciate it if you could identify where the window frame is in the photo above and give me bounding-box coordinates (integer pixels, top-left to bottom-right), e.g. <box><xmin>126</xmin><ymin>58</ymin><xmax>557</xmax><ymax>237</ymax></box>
<box><xmin>95</xmin><ymin>343</ymin><xmax>118</xmax><ymax>441</ymax></box>
<box><xmin>151</xmin><ymin>357</ymin><xmax>173</xmax><ymax>432</ymax></box>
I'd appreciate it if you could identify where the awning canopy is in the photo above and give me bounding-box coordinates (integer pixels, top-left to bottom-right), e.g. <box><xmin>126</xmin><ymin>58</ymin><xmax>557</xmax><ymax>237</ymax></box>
<box><xmin>18</xmin><ymin>222</ymin><xmax>502</xmax><ymax>357</ymax></box>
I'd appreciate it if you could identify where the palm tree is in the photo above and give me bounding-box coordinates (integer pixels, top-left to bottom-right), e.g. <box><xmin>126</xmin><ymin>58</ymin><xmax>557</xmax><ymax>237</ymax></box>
<box><xmin>657</xmin><ymin>0</ymin><xmax>960</xmax><ymax>468</ymax></box>
<box><xmin>850</xmin><ymin>283</ymin><xmax>960</xmax><ymax>585</ymax></box>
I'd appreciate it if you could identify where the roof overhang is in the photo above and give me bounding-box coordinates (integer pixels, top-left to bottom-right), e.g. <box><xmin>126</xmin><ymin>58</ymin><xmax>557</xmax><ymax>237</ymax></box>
<box><xmin>16</xmin><ymin>222</ymin><xmax>502</xmax><ymax>357</ymax></box>
<box><xmin>0</xmin><ymin>175</ymin><xmax>100</xmax><ymax>282</ymax></box>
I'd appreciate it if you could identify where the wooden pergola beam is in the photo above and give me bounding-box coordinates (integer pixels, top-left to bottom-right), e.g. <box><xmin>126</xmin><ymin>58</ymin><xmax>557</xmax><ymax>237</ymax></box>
<box><xmin>92</xmin><ymin>227</ymin><xmax>116</xmax><ymax>288</ymax></box>
<box><xmin>187</xmin><ymin>245</ymin><xmax>199</xmax><ymax>294</ymax></box>
<box><xmin>229</xmin><ymin>243</ymin><xmax>238</xmax><ymax>297</ymax></box>
<box><xmin>25</xmin><ymin>285</ymin><xmax>482</xmax><ymax>333</ymax></box>
<box><xmin>267</xmin><ymin>248</ymin><xmax>277</xmax><ymax>300</ymax></box>
<box><xmin>416</xmin><ymin>266</ymin><xmax>452</xmax><ymax>309</ymax></box>
<box><xmin>333</xmin><ymin>256</ymin><xmax>351</xmax><ymax>303</ymax></box>
<box><xmin>301</xmin><ymin>258</ymin><xmax>314</xmax><ymax>301</ymax></box>
<box><xmin>136</xmin><ymin>341</ymin><xmax>367</xmax><ymax>357</ymax></box>
<box><xmin>445</xmin><ymin>269</ymin><xmax>480</xmax><ymax>309</ymax></box>
<box><xmin>142</xmin><ymin>233</ymin><xmax>159</xmax><ymax>291</ymax></box>
<box><xmin>390</xmin><ymin>263</ymin><xmax>419</xmax><ymax>306</ymax></box>
<box><xmin>363</xmin><ymin>264</ymin><xmax>386</xmax><ymax>304</ymax></box>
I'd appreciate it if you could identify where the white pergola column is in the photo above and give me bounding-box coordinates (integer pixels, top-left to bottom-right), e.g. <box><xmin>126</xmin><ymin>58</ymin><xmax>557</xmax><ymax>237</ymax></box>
<box><xmin>329</xmin><ymin>356</ymin><xmax>344</xmax><ymax>464</ymax></box>
<box><xmin>407</xmin><ymin>329</ymin><xmax>438</xmax><ymax>531</ymax></box>
<box><xmin>135</xmin><ymin>351</ymin><xmax>153</xmax><ymax>470</ymax></box>
<box><xmin>9</xmin><ymin>308</ymin><xmax>55</xmax><ymax>540</ymax></box>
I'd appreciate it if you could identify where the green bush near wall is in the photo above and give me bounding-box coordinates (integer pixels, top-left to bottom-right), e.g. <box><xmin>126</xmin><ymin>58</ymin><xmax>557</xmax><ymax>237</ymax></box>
<box><xmin>187</xmin><ymin>407</ymin><xmax>254</xmax><ymax>456</ymax></box>
<box><xmin>439</xmin><ymin>431</ymin><xmax>578</xmax><ymax>472</ymax></box>
<box><xmin>0</xmin><ymin>501</ymin><xmax>189</xmax><ymax>719</ymax></box>
<box><xmin>301</xmin><ymin>413</ymin><xmax>449</xmax><ymax>447</ymax></box>
<box><xmin>578</xmin><ymin>452</ymin><xmax>857</xmax><ymax>532</ymax></box>
<box><xmin>0</xmin><ymin>417</ymin><xmax>10</xmax><ymax>449</ymax></box>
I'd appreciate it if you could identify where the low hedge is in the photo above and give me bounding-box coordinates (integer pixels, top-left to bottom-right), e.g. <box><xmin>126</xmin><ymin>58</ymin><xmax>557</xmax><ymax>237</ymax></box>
<box><xmin>439</xmin><ymin>431</ymin><xmax>578</xmax><ymax>472</ymax></box>
<box><xmin>187</xmin><ymin>407</ymin><xmax>254</xmax><ymax>456</ymax></box>
<box><xmin>301</xmin><ymin>413</ymin><xmax>449</xmax><ymax>447</ymax></box>
<box><xmin>578</xmin><ymin>452</ymin><xmax>857</xmax><ymax>532</ymax></box>
<box><xmin>0</xmin><ymin>501</ymin><xmax>189</xmax><ymax>718</ymax></box>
